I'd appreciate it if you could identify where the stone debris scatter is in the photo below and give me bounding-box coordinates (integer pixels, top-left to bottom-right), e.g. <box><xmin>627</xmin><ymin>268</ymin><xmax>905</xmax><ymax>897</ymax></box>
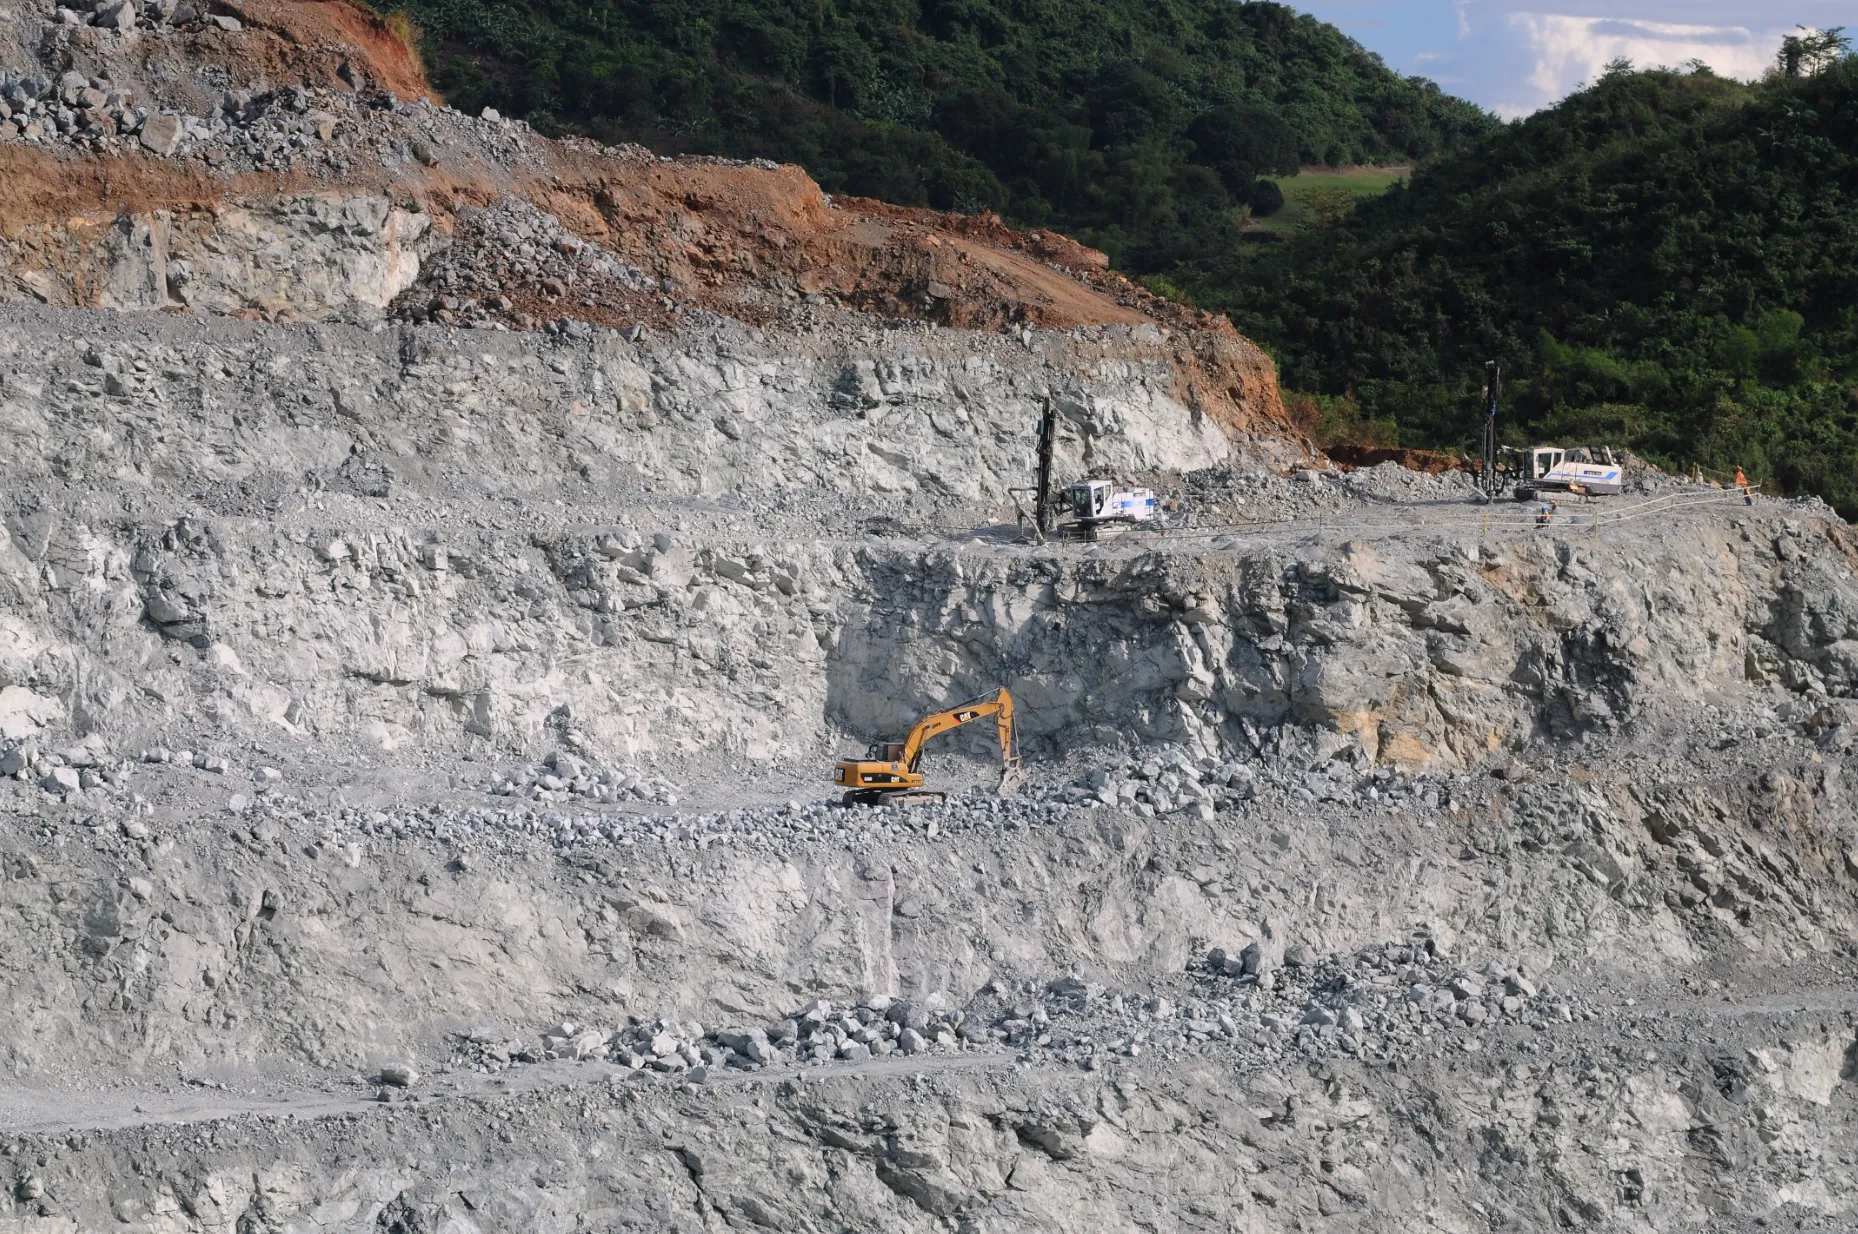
<box><xmin>0</xmin><ymin>67</ymin><xmax>152</xmax><ymax>145</ymax></box>
<box><xmin>0</xmin><ymin>73</ymin><xmax>382</xmax><ymax>164</ymax></box>
<box><xmin>459</xmin><ymin>941</ymin><xmax>1584</xmax><ymax>1090</ymax></box>
<box><xmin>452</xmin><ymin>993</ymin><xmax>979</xmax><ymax>1079</ymax></box>
<box><xmin>392</xmin><ymin>196</ymin><xmax>657</xmax><ymax>331</ymax></box>
<box><xmin>0</xmin><ymin>737</ymin><xmax>134</xmax><ymax>799</ymax></box>
<box><xmin>482</xmin><ymin>749</ymin><xmax>679</xmax><ymax>806</ymax></box>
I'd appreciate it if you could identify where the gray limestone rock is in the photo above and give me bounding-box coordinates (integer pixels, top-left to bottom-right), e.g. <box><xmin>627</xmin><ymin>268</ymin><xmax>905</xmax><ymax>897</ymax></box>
<box><xmin>40</xmin><ymin>766</ymin><xmax>79</xmax><ymax>792</ymax></box>
<box><xmin>137</xmin><ymin>112</ymin><xmax>181</xmax><ymax>153</ymax></box>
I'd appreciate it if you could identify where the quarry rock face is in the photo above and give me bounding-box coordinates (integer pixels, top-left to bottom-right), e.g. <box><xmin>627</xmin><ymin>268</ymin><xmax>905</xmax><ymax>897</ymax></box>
<box><xmin>4</xmin><ymin>194</ymin><xmax>433</xmax><ymax>314</ymax></box>
<box><xmin>5</xmin><ymin>317</ymin><xmax>1846</xmax><ymax>774</ymax></box>
<box><xmin>3</xmin><ymin>5</ymin><xmax>1858</xmax><ymax>1233</ymax></box>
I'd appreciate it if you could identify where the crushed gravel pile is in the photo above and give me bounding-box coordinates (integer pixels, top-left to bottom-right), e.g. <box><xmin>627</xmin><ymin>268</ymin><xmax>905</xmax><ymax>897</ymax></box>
<box><xmin>392</xmin><ymin>195</ymin><xmax>658</xmax><ymax>331</ymax></box>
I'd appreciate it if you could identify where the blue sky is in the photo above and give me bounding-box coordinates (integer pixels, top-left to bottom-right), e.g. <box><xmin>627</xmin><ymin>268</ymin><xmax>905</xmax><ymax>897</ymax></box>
<box><xmin>1298</xmin><ymin>1</ymin><xmax>1853</xmax><ymax>117</ymax></box>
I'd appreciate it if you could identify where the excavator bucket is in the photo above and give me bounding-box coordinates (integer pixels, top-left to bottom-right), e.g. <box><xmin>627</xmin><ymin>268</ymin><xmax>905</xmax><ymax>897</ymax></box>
<box><xmin>998</xmin><ymin>762</ymin><xmax>1025</xmax><ymax>797</ymax></box>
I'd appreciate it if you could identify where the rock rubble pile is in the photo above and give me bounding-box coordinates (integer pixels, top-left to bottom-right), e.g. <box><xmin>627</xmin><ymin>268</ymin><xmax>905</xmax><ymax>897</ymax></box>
<box><xmin>449</xmin><ymin>993</ymin><xmax>978</xmax><ymax>1080</ymax></box>
<box><xmin>1049</xmin><ymin>741</ymin><xmax>1463</xmax><ymax>816</ymax></box>
<box><xmin>0</xmin><ymin>67</ymin><xmax>155</xmax><ymax>149</ymax></box>
<box><xmin>1057</xmin><ymin>747</ymin><xmax>1254</xmax><ymax>818</ymax></box>
<box><xmin>54</xmin><ymin>0</ymin><xmax>229</xmax><ymax>34</ymax></box>
<box><xmin>314</xmin><ymin>789</ymin><xmax>1081</xmax><ymax>856</ymax></box>
<box><xmin>391</xmin><ymin>196</ymin><xmax>658</xmax><ymax>331</ymax></box>
<box><xmin>939</xmin><ymin>943</ymin><xmax>1589</xmax><ymax>1075</ymax></box>
<box><xmin>0</xmin><ymin>736</ymin><xmax>298</xmax><ymax>806</ymax></box>
<box><xmin>0</xmin><ymin>736</ymin><xmax>134</xmax><ymax>799</ymax></box>
<box><xmin>0</xmin><ymin>71</ymin><xmax>532</xmax><ymax>179</ymax></box>
<box><xmin>1189</xmin><ymin>941</ymin><xmax>1577</xmax><ymax>1062</ymax></box>
<box><xmin>483</xmin><ymin>750</ymin><xmax>679</xmax><ymax>806</ymax></box>
<box><xmin>1173</xmin><ymin>461</ymin><xmax>1484</xmax><ymax>526</ymax></box>
<box><xmin>451</xmin><ymin>939</ymin><xmax>1589</xmax><ymax>1101</ymax></box>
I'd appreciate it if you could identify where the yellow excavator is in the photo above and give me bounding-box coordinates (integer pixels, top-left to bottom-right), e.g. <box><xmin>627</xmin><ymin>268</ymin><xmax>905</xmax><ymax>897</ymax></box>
<box><xmin>832</xmin><ymin>687</ymin><xmax>1022</xmax><ymax>806</ymax></box>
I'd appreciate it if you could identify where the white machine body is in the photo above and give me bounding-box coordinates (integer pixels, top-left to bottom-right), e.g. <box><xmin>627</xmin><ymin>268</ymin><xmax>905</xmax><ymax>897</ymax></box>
<box><xmin>1066</xmin><ymin>480</ymin><xmax>1158</xmax><ymax>523</ymax></box>
<box><xmin>1526</xmin><ymin>446</ymin><xmax>1625</xmax><ymax>496</ymax></box>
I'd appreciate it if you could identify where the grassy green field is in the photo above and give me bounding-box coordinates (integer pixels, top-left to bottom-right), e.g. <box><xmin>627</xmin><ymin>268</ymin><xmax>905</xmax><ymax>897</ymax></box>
<box><xmin>1248</xmin><ymin>165</ymin><xmax>1409</xmax><ymax>234</ymax></box>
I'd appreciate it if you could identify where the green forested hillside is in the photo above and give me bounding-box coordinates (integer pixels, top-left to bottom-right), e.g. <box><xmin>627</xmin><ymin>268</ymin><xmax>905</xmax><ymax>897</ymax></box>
<box><xmin>394</xmin><ymin>0</ymin><xmax>1858</xmax><ymax>511</ymax></box>
<box><xmin>395</xmin><ymin>0</ymin><xmax>1493</xmax><ymax>268</ymax></box>
<box><xmin>1198</xmin><ymin>54</ymin><xmax>1858</xmax><ymax>512</ymax></box>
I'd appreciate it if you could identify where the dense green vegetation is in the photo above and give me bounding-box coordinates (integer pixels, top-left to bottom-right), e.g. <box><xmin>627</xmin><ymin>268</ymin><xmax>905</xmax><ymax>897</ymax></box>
<box><xmin>393</xmin><ymin>0</ymin><xmax>1858</xmax><ymax>510</ymax></box>
<box><xmin>395</xmin><ymin>0</ymin><xmax>1493</xmax><ymax>268</ymax></box>
<box><xmin>1198</xmin><ymin>50</ymin><xmax>1858</xmax><ymax>513</ymax></box>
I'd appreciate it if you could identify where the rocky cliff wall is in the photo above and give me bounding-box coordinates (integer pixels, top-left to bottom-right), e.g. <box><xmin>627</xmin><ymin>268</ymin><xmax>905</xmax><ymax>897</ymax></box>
<box><xmin>4</xmin><ymin>298</ymin><xmax>1852</xmax><ymax>773</ymax></box>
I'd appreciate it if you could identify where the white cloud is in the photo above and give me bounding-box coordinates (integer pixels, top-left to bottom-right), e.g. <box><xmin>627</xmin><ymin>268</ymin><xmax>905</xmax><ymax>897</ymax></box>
<box><xmin>1495</xmin><ymin>13</ymin><xmax>1786</xmax><ymax>115</ymax></box>
<box><xmin>1300</xmin><ymin>1</ymin><xmax>1847</xmax><ymax>115</ymax></box>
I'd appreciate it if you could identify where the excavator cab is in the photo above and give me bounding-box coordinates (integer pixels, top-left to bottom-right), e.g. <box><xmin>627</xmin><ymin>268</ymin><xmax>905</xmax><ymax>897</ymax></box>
<box><xmin>833</xmin><ymin>687</ymin><xmax>1021</xmax><ymax>806</ymax></box>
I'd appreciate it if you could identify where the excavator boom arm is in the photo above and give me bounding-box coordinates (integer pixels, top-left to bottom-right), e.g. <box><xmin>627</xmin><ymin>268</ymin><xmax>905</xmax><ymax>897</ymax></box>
<box><xmin>899</xmin><ymin>687</ymin><xmax>1019</xmax><ymax>771</ymax></box>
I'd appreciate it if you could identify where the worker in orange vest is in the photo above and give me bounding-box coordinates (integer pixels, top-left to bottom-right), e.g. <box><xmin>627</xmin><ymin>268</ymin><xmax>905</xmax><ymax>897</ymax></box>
<box><xmin>1734</xmin><ymin>467</ymin><xmax>1752</xmax><ymax>505</ymax></box>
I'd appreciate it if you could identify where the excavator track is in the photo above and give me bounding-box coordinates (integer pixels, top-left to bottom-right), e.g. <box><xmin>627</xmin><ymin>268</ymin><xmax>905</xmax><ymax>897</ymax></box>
<box><xmin>841</xmin><ymin>789</ymin><xmax>948</xmax><ymax>808</ymax></box>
